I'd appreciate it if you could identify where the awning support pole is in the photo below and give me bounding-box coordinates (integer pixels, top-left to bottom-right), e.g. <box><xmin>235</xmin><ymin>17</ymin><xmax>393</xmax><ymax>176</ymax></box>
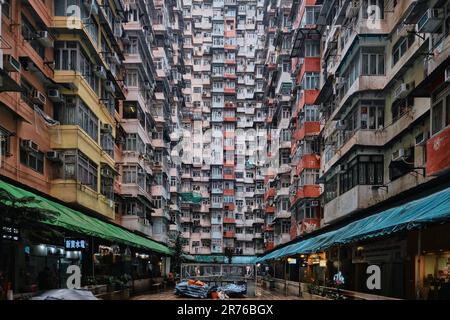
<box><xmin>298</xmin><ymin>256</ymin><xmax>302</xmax><ymax>298</ymax></box>
<box><xmin>284</xmin><ymin>258</ymin><xmax>288</xmax><ymax>297</ymax></box>
<box><xmin>416</xmin><ymin>228</ymin><xmax>422</xmax><ymax>300</ymax></box>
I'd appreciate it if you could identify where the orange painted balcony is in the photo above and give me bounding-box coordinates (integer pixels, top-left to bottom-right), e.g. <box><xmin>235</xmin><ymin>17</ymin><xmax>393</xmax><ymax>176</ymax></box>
<box><xmin>224</xmin><ymin>189</ymin><xmax>235</xmax><ymax>196</ymax></box>
<box><xmin>224</xmin><ymin>117</ymin><xmax>236</xmax><ymax>122</ymax></box>
<box><xmin>291</xmin><ymin>185</ymin><xmax>321</xmax><ymax>205</ymax></box>
<box><xmin>223</xmin><ymin>217</ymin><xmax>236</xmax><ymax>224</ymax></box>
<box><xmin>224</xmin><ymin>44</ymin><xmax>237</xmax><ymax>50</ymax></box>
<box><xmin>264</xmin><ymin>225</ymin><xmax>274</xmax><ymax>232</ymax></box>
<box><xmin>223</xmin><ymin>145</ymin><xmax>235</xmax><ymax>151</ymax></box>
<box><xmin>266</xmin><ymin>206</ymin><xmax>275</xmax><ymax>213</ymax></box>
<box><xmin>224</xmin><ymin>59</ymin><xmax>236</xmax><ymax>64</ymax></box>
<box><xmin>265</xmin><ymin>241</ymin><xmax>274</xmax><ymax>251</ymax></box>
<box><xmin>293</xmin><ymin>122</ymin><xmax>320</xmax><ymax>141</ymax></box>
<box><xmin>224</xmin><ymin>203</ymin><xmax>235</xmax><ymax>211</ymax></box>
<box><xmin>224</xmin><ymin>87</ymin><xmax>236</xmax><ymax>94</ymax></box>
<box><xmin>223</xmin><ymin>174</ymin><xmax>235</xmax><ymax>180</ymax></box>
<box><xmin>224</xmin><ymin>73</ymin><xmax>237</xmax><ymax>79</ymax></box>
<box><xmin>264</xmin><ymin>188</ymin><xmax>276</xmax><ymax>201</ymax></box>
<box><xmin>224</xmin><ymin>131</ymin><xmax>235</xmax><ymax>138</ymax></box>
<box><xmin>297</xmin><ymin>57</ymin><xmax>321</xmax><ymax>82</ymax></box>
<box><xmin>266</xmin><ymin>115</ymin><xmax>273</xmax><ymax>124</ymax></box>
<box><xmin>296</xmin><ymin>154</ymin><xmax>321</xmax><ymax>175</ymax></box>
<box><xmin>223</xmin><ymin>231</ymin><xmax>236</xmax><ymax>238</ymax></box>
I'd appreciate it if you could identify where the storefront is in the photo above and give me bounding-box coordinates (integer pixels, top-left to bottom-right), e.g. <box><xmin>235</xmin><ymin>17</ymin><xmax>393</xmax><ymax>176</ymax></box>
<box><xmin>0</xmin><ymin>179</ymin><xmax>173</xmax><ymax>299</ymax></box>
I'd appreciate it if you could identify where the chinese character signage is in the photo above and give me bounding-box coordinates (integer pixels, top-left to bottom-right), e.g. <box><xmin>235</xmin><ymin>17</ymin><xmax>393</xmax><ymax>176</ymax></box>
<box><xmin>426</xmin><ymin>125</ymin><xmax>450</xmax><ymax>176</ymax></box>
<box><xmin>1</xmin><ymin>226</ymin><xmax>20</xmax><ymax>241</ymax></box>
<box><xmin>64</xmin><ymin>238</ymin><xmax>88</xmax><ymax>251</ymax></box>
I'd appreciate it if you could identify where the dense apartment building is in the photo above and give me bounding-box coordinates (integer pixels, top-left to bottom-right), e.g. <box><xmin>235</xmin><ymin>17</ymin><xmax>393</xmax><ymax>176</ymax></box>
<box><xmin>317</xmin><ymin>0</ymin><xmax>449</xmax><ymax>226</ymax></box>
<box><xmin>255</xmin><ymin>0</ymin><xmax>450</xmax><ymax>299</ymax></box>
<box><xmin>260</xmin><ymin>0</ymin><xmax>450</xmax><ymax>256</ymax></box>
<box><xmin>115</xmin><ymin>0</ymin><xmax>185</xmax><ymax>245</ymax></box>
<box><xmin>0</xmin><ymin>0</ymin><xmax>184</xmax><ymax>251</ymax></box>
<box><xmin>179</xmin><ymin>0</ymin><xmax>268</xmax><ymax>257</ymax></box>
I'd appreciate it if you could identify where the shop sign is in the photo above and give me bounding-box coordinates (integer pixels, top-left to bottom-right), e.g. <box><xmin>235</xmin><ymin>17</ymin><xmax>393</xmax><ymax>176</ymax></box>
<box><xmin>426</xmin><ymin>125</ymin><xmax>450</xmax><ymax>176</ymax></box>
<box><xmin>287</xmin><ymin>258</ymin><xmax>297</xmax><ymax>264</ymax></box>
<box><xmin>352</xmin><ymin>239</ymin><xmax>406</xmax><ymax>264</ymax></box>
<box><xmin>1</xmin><ymin>226</ymin><xmax>20</xmax><ymax>241</ymax></box>
<box><xmin>64</xmin><ymin>238</ymin><xmax>88</xmax><ymax>251</ymax></box>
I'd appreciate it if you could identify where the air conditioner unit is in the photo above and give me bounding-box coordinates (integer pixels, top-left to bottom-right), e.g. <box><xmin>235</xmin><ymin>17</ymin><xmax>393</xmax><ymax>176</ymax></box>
<box><xmin>417</xmin><ymin>9</ymin><xmax>443</xmax><ymax>33</ymax></box>
<box><xmin>46</xmin><ymin>150</ymin><xmax>62</xmax><ymax>162</ymax></box>
<box><xmin>446</xmin><ymin>66</ymin><xmax>450</xmax><ymax>83</ymax></box>
<box><xmin>94</xmin><ymin>66</ymin><xmax>107</xmax><ymax>79</ymax></box>
<box><xmin>104</xmin><ymin>81</ymin><xmax>115</xmax><ymax>93</ymax></box>
<box><xmin>415</xmin><ymin>132</ymin><xmax>429</xmax><ymax>146</ymax></box>
<box><xmin>35</xmin><ymin>31</ymin><xmax>53</xmax><ymax>47</ymax></box>
<box><xmin>311</xmin><ymin>200</ymin><xmax>319</xmax><ymax>207</ymax></box>
<box><xmin>21</xmin><ymin>139</ymin><xmax>39</xmax><ymax>152</ymax></box>
<box><xmin>32</xmin><ymin>91</ymin><xmax>46</xmax><ymax>105</ymax></box>
<box><xmin>48</xmin><ymin>89</ymin><xmax>62</xmax><ymax>103</ymax></box>
<box><xmin>3</xmin><ymin>54</ymin><xmax>20</xmax><ymax>72</ymax></box>
<box><xmin>394</xmin><ymin>83</ymin><xmax>411</xmax><ymax>100</ymax></box>
<box><xmin>101</xmin><ymin>123</ymin><xmax>112</xmax><ymax>133</ymax></box>
<box><xmin>335</xmin><ymin>120</ymin><xmax>346</xmax><ymax>130</ymax></box>
<box><xmin>392</xmin><ymin>148</ymin><xmax>407</xmax><ymax>161</ymax></box>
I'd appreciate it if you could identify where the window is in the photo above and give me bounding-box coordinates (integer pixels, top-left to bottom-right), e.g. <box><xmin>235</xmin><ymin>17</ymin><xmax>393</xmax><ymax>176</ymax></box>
<box><xmin>303</xmin><ymin>72</ymin><xmax>320</xmax><ymax>90</ymax></box>
<box><xmin>22</xmin><ymin>15</ymin><xmax>45</xmax><ymax>58</ymax></box>
<box><xmin>62</xmin><ymin>151</ymin><xmax>98</xmax><ymax>191</ymax></box>
<box><xmin>303</xmin><ymin>6</ymin><xmax>320</xmax><ymax>25</ymax></box>
<box><xmin>54</xmin><ymin>96</ymin><xmax>99</xmax><ymax>142</ymax></box>
<box><xmin>392</xmin><ymin>34</ymin><xmax>415</xmax><ymax>66</ymax></box>
<box><xmin>20</xmin><ymin>141</ymin><xmax>44</xmax><ymax>174</ymax></box>
<box><xmin>361</xmin><ymin>48</ymin><xmax>385</xmax><ymax>75</ymax></box>
<box><xmin>305</xmin><ymin>41</ymin><xmax>320</xmax><ymax>57</ymax></box>
<box><xmin>338</xmin><ymin>155</ymin><xmax>384</xmax><ymax>194</ymax></box>
<box><xmin>0</xmin><ymin>127</ymin><xmax>11</xmax><ymax>158</ymax></box>
<box><xmin>2</xmin><ymin>0</ymin><xmax>11</xmax><ymax>19</ymax></box>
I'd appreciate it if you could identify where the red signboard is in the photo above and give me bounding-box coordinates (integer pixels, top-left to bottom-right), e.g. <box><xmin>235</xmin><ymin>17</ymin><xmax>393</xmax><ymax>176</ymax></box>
<box><xmin>426</xmin><ymin>126</ymin><xmax>450</xmax><ymax>176</ymax></box>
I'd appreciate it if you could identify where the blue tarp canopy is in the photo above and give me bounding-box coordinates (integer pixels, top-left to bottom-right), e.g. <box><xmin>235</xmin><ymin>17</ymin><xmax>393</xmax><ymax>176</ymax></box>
<box><xmin>256</xmin><ymin>186</ymin><xmax>450</xmax><ymax>263</ymax></box>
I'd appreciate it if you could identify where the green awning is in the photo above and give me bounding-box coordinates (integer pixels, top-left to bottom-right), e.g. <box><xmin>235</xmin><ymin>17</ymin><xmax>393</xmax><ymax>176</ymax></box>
<box><xmin>180</xmin><ymin>192</ymin><xmax>202</xmax><ymax>204</ymax></box>
<box><xmin>0</xmin><ymin>179</ymin><xmax>173</xmax><ymax>255</ymax></box>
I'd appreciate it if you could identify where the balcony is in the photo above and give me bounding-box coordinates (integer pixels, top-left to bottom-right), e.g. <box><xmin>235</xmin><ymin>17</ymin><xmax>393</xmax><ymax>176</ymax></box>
<box><xmin>293</xmin><ymin>122</ymin><xmax>321</xmax><ymax>142</ymax></box>
<box><xmin>211</xmin><ymin>202</ymin><xmax>223</xmax><ymax>209</ymax></box>
<box><xmin>324</xmin><ymin>185</ymin><xmax>387</xmax><ymax>225</ymax></box>
<box><xmin>264</xmin><ymin>188</ymin><xmax>276</xmax><ymax>201</ymax></box>
<box><xmin>323</xmin><ymin>129</ymin><xmax>384</xmax><ymax>174</ymax></box>
<box><xmin>295</xmin><ymin>154</ymin><xmax>321</xmax><ymax>176</ymax></box>
<box><xmin>223</xmin><ymin>231</ymin><xmax>236</xmax><ymax>238</ymax></box>
<box><xmin>50</xmin><ymin>180</ymin><xmax>115</xmax><ymax>220</ymax></box>
<box><xmin>291</xmin><ymin>185</ymin><xmax>321</xmax><ymax>206</ymax></box>
<box><xmin>223</xmin><ymin>217</ymin><xmax>236</xmax><ymax>224</ymax></box>
<box><xmin>121</xmin><ymin>215</ymin><xmax>152</xmax><ymax>237</ymax></box>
